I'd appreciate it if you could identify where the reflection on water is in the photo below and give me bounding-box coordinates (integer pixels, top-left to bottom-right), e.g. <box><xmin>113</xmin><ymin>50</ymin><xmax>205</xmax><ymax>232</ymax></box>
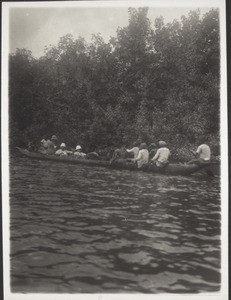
<box><xmin>10</xmin><ymin>157</ymin><xmax>220</xmax><ymax>293</ymax></box>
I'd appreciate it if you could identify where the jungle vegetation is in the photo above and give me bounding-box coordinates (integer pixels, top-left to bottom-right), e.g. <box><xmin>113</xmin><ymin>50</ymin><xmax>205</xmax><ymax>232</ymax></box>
<box><xmin>9</xmin><ymin>7</ymin><xmax>220</xmax><ymax>160</ymax></box>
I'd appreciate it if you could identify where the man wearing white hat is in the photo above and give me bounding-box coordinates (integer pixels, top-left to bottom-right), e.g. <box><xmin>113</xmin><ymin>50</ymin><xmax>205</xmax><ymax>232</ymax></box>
<box><xmin>74</xmin><ymin>145</ymin><xmax>86</xmax><ymax>158</ymax></box>
<box><xmin>55</xmin><ymin>143</ymin><xmax>68</xmax><ymax>156</ymax></box>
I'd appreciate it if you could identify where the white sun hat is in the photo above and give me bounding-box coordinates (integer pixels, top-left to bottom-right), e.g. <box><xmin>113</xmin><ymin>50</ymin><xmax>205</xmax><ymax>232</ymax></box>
<box><xmin>60</xmin><ymin>143</ymin><xmax>66</xmax><ymax>147</ymax></box>
<box><xmin>76</xmin><ymin>145</ymin><xmax>82</xmax><ymax>150</ymax></box>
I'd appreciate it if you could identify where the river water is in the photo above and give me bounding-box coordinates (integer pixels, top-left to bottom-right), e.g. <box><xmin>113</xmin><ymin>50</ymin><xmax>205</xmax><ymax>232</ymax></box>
<box><xmin>10</xmin><ymin>156</ymin><xmax>220</xmax><ymax>293</ymax></box>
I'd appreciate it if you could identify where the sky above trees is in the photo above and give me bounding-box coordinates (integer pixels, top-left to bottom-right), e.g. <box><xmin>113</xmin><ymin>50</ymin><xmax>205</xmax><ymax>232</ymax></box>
<box><xmin>9</xmin><ymin>6</ymin><xmax>212</xmax><ymax>58</ymax></box>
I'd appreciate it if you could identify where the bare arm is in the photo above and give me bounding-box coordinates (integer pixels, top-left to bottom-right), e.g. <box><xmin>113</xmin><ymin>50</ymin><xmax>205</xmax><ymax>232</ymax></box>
<box><xmin>133</xmin><ymin>151</ymin><xmax>142</xmax><ymax>162</ymax></box>
<box><xmin>126</xmin><ymin>147</ymin><xmax>134</xmax><ymax>153</ymax></box>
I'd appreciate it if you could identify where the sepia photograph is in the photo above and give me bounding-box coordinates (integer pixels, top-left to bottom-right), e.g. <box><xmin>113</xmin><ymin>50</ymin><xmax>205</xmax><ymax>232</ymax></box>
<box><xmin>1</xmin><ymin>0</ymin><xmax>228</xmax><ymax>299</ymax></box>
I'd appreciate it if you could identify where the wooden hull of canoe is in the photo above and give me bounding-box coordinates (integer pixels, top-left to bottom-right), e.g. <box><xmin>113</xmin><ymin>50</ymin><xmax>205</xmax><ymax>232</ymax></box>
<box><xmin>196</xmin><ymin>161</ymin><xmax>220</xmax><ymax>177</ymax></box>
<box><xmin>16</xmin><ymin>147</ymin><xmax>213</xmax><ymax>176</ymax></box>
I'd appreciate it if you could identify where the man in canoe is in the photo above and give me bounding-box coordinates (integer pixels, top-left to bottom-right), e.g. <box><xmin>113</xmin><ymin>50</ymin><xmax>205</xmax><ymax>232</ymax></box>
<box><xmin>55</xmin><ymin>143</ymin><xmax>69</xmax><ymax>156</ymax></box>
<box><xmin>38</xmin><ymin>139</ymin><xmax>49</xmax><ymax>154</ymax></box>
<box><xmin>149</xmin><ymin>143</ymin><xmax>158</xmax><ymax>159</ymax></box>
<box><xmin>151</xmin><ymin>141</ymin><xmax>170</xmax><ymax>167</ymax></box>
<box><xmin>188</xmin><ymin>143</ymin><xmax>211</xmax><ymax>164</ymax></box>
<box><xmin>132</xmin><ymin>142</ymin><xmax>149</xmax><ymax>168</ymax></box>
<box><xmin>74</xmin><ymin>145</ymin><xmax>86</xmax><ymax>158</ymax></box>
<box><xmin>46</xmin><ymin>135</ymin><xmax>58</xmax><ymax>155</ymax></box>
<box><xmin>110</xmin><ymin>145</ymin><xmax>128</xmax><ymax>164</ymax></box>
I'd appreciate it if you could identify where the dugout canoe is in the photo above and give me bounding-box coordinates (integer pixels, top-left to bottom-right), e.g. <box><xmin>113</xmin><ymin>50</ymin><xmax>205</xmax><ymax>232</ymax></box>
<box><xmin>16</xmin><ymin>147</ymin><xmax>215</xmax><ymax>176</ymax></box>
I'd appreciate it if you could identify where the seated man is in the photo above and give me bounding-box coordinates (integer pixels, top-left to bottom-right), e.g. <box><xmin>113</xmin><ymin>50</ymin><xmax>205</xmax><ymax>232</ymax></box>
<box><xmin>55</xmin><ymin>143</ymin><xmax>68</xmax><ymax>156</ymax></box>
<box><xmin>132</xmin><ymin>143</ymin><xmax>149</xmax><ymax>169</ymax></box>
<box><xmin>188</xmin><ymin>143</ymin><xmax>211</xmax><ymax>164</ymax></box>
<box><xmin>74</xmin><ymin>145</ymin><xmax>86</xmax><ymax>158</ymax></box>
<box><xmin>38</xmin><ymin>139</ymin><xmax>48</xmax><ymax>154</ymax></box>
<box><xmin>110</xmin><ymin>145</ymin><xmax>127</xmax><ymax>164</ymax></box>
<box><xmin>151</xmin><ymin>141</ymin><xmax>170</xmax><ymax>167</ymax></box>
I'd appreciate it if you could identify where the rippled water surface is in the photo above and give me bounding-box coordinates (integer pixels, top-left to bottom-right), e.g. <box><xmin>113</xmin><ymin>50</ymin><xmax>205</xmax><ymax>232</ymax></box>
<box><xmin>10</xmin><ymin>157</ymin><xmax>220</xmax><ymax>293</ymax></box>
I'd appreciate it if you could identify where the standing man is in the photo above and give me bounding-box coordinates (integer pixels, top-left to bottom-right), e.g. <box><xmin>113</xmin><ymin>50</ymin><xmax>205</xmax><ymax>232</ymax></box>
<box><xmin>47</xmin><ymin>135</ymin><xmax>58</xmax><ymax>155</ymax></box>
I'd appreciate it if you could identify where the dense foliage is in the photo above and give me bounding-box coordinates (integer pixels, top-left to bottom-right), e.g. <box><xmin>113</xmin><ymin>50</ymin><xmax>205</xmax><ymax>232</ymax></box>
<box><xmin>9</xmin><ymin>8</ymin><xmax>220</xmax><ymax>160</ymax></box>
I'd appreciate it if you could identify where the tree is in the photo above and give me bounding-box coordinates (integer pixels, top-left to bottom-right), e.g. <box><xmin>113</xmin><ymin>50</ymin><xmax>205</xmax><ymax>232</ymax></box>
<box><xmin>9</xmin><ymin>8</ymin><xmax>220</xmax><ymax>158</ymax></box>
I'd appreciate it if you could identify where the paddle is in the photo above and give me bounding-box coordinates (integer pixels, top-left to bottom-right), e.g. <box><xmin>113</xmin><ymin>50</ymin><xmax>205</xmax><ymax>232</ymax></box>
<box><xmin>204</xmin><ymin>168</ymin><xmax>214</xmax><ymax>177</ymax></box>
<box><xmin>189</xmin><ymin>149</ymin><xmax>215</xmax><ymax>177</ymax></box>
<box><xmin>189</xmin><ymin>149</ymin><xmax>197</xmax><ymax>157</ymax></box>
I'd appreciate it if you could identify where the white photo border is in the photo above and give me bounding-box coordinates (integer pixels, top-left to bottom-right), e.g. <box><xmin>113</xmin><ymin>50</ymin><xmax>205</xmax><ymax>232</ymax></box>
<box><xmin>1</xmin><ymin>1</ymin><xmax>228</xmax><ymax>300</ymax></box>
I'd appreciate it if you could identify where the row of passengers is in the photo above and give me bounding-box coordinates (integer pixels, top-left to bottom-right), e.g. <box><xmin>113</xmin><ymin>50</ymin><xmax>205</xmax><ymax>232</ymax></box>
<box><xmin>132</xmin><ymin>141</ymin><xmax>170</xmax><ymax>168</ymax></box>
<box><xmin>38</xmin><ymin>136</ymin><xmax>101</xmax><ymax>159</ymax></box>
<box><xmin>111</xmin><ymin>141</ymin><xmax>170</xmax><ymax>168</ymax></box>
<box><xmin>55</xmin><ymin>141</ymin><xmax>166</xmax><ymax>165</ymax></box>
<box><xmin>112</xmin><ymin>141</ymin><xmax>211</xmax><ymax>168</ymax></box>
<box><xmin>38</xmin><ymin>135</ymin><xmax>87</xmax><ymax>158</ymax></box>
<box><xmin>39</xmin><ymin>135</ymin><xmax>211</xmax><ymax>165</ymax></box>
<box><xmin>55</xmin><ymin>143</ymin><xmax>86</xmax><ymax>158</ymax></box>
<box><xmin>110</xmin><ymin>142</ymin><xmax>157</xmax><ymax>162</ymax></box>
<box><xmin>38</xmin><ymin>135</ymin><xmax>59</xmax><ymax>155</ymax></box>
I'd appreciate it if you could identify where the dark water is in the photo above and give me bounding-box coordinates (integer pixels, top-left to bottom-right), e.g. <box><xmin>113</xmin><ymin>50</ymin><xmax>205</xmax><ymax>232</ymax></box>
<box><xmin>10</xmin><ymin>157</ymin><xmax>221</xmax><ymax>293</ymax></box>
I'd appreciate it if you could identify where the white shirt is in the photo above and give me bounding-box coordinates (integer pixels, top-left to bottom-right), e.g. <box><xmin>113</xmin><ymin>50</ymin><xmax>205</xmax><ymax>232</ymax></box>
<box><xmin>134</xmin><ymin>149</ymin><xmax>149</xmax><ymax>168</ymax></box>
<box><xmin>152</xmin><ymin>147</ymin><xmax>170</xmax><ymax>163</ymax></box>
<box><xmin>55</xmin><ymin>149</ymin><xmax>68</xmax><ymax>156</ymax></box>
<box><xmin>126</xmin><ymin>147</ymin><xmax>139</xmax><ymax>159</ymax></box>
<box><xmin>196</xmin><ymin>144</ymin><xmax>211</xmax><ymax>160</ymax></box>
<box><xmin>74</xmin><ymin>151</ymin><xmax>86</xmax><ymax>158</ymax></box>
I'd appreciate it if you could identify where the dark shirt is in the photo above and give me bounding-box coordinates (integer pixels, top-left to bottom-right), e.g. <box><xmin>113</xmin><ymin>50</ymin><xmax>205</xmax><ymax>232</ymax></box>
<box><xmin>46</xmin><ymin>140</ymin><xmax>57</xmax><ymax>155</ymax></box>
<box><xmin>149</xmin><ymin>148</ymin><xmax>157</xmax><ymax>159</ymax></box>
